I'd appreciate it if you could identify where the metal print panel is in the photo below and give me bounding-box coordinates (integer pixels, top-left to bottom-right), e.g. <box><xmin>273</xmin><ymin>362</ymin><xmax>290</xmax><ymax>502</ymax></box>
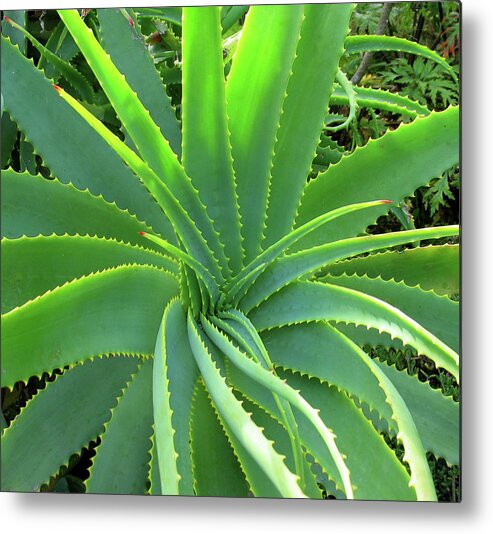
<box><xmin>0</xmin><ymin>2</ymin><xmax>460</xmax><ymax>501</ymax></box>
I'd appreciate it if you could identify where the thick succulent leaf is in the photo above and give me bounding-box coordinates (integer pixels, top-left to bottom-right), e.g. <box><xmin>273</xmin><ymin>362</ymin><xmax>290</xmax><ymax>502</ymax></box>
<box><xmin>39</xmin><ymin>21</ymin><xmax>79</xmax><ymax>80</ymax></box>
<box><xmin>4</xmin><ymin>15</ymin><xmax>94</xmax><ymax>102</ymax></box>
<box><xmin>375</xmin><ymin>361</ymin><xmax>459</xmax><ymax>465</ymax></box>
<box><xmin>1</xmin><ymin>355</ymin><xmax>141</xmax><ymax>492</ymax></box>
<box><xmin>55</xmin><ymin>87</ymin><xmax>221</xmax><ymax>280</ymax></box>
<box><xmin>263</xmin><ymin>3</ymin><xmax>353</xmax><ymax>247</ymax></box>
<box><xmin>58</xmin><ymin>10</ymin><xmax>226</xmax><ymax>275</ymax></box>
<box><xmin>261</xmin><ymin>322</ymin><xmax>458</xmax><ymax>465</ymax></box>
<box><xmin>200</xmin><ymin>315</ymin><xmax>353</xmax><ymax>498</ymax></box>
<box><xmin>190</xmin><ymin>379</ymin><xmax>249</xmax><ymax>497</ymax></box>
<box><xmin>281</xmin><ymin>371</ymin><xmax>416</xmax><ymax>501</ymax></box>
<box><xmin>228</xmin><ymin>200</ymin><xmax>390</xmax><ymax>304</ymax></box>
<box><xmin>240</xmin><ymin>226</ymin><xmax>458</xmax><ymax>312</ymax></box>
<box><xmin>0</xmin><ymin>36</ymin><xmax>171</xmax><ymax>238</ymax></box>
<box><xmin>0</xmin><ymin>169</ymin><xmax>167</xmax><ymax>250</ymax></box>
<box><xmin>262</xmin><ymin>322</ymin><xmax>389</xmax><ymax>419</ymax></box>
<box><xmin>323</xmin><ymin>273</ymin><xmax>459</xmax><ymax>352</ymax></box>
<box><xmin>86</xmin><ymin>359</ymin><xmax>153</xmax><ymax>494</ymax></box>
<box><xmin>1</xmin><ymin>265</ymin><xmax>178</xmax><ymax>387</ymax></box>
<box><xmin>210</xmin><ymin>311</ymin><xmax>307</xmax><ymax>492</ymax></box>
<box><xmin>294</xmin><ymin>107</ymin><xmax>459</xmax><ymax>250</ymax></box>
<box><xmin>327</xmin><ymin>244</ymin><xmax>459</xmax><ymax>297</ymax></box>
<box><xmin>98</xmin><ymin>8</ymin><xmax>181</xmax><ymax>156</ymax></box>
<box><xmin>262</xmin><ymin>321</ymin><xmax>436</xmax><ymax>499</ymax></box>
<box><xmin>226</xmin><ymin>4</ymin><xmax>304</xmax><ymax>263</ymax></box>
<box><xmin>330</xmin><ymin>85</ymin><xmax>430</xmax><ymax>118</ymax></box>
<box><xmin>250</xmin><ymin>281</ymin><xmax>459</xmax><ymax>380</ymax></box>
<box><xmin>227</xmin><ymin>357</ymin><xmax>413</xmax><ymax>500</ymax></box>
<box><xmin>187</xmin><ymin>314</ymin><xmax>306</xmax><ymax>498</ymax></box>
<box><xmin>1</xmin><ymin>235</ymin><xmax>178</xmax><ymax>313</ymax></box>
<box><xmin>153</xmin><ymin>299</ymin><xmax>198</xmax><ymax>495</ymax></box>
<box><xmin>1</xmin><ymin>10</ymin><xmax>26</xmax><ymax>51</ymax></box>
<box><xmin>182</xmin><ymin>6</ymin><xmax>242</xmax><ymax>277</ymax></box>
<box><xmin>344</xmin><ymin>35</ymin><xmax>457</xmax><ymax>80</ymax></box>
<box><xmin>237</xmin><ymin>394</ymin><xmax>322</xmax><ymax>499</ymax></box>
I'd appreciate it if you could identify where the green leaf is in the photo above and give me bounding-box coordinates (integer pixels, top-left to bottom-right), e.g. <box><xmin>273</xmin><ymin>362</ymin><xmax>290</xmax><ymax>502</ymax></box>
<box><xmin>0</xmin><ymin>169</ymin><xmax>168</xmax><ymax>249</ymax></box>
<box><xmin>97</xmin><ymin>8</ymin><xmax>181</xmax><ymax>156</ymax></box>
<box><xmin>58</xmin><ymin>10</ymin><xmax>226</xmax><ymax>275</ymax></box>
<box><xmin>1</xmin><ymin>10</ymin><xmax>26</xmax><ymax>52</ymax></box>
<box><xmin>226</xmin><ymin>5</ymin><xmax>304</xmax><ymax>263</ymax></box>
<box><xmin>1</xmin><ymin>355</ymin><xmax>141</xmax><ymax>492</ymax></box>
<box><xmin>1</xmin><ymin>265</ymin><xmax>178</xmax><ymax>387</ymax></box>
<box><xmin>187</xmin><ymin>313</ymin><xmax>306</xmax><ymax>498</ymax></box>
<box><xmin>182</xmin><ymin>6</ymin><xmax>242</xmax><ymax>276</ymax></box>
<box><xmin>86</xmin><ymin>359</ymin><xmax>154</xmax><ymax>494</ymax></box>
<box><xmin>281</xmin><ymin>371</ymin><xmax>416</xmax><ymax>501</ymax></box>
<box><xmin>330</xmin><ymin>85</ymin><xmax>430</xmax><ymax>118</ymax></box>
<box><xmin>250</xmin><ymin>281</ymin><xmax>459</xmax><ymax>381</ymax></box>
<box><xmin>327</xmin><ymin>244</ymin><xmax>459</xmax><ymax>297</ymax></box>
<box><xmin>153</xmin><ymin>299</ymin><xmax>198</xmax><ymax>495</ymax></box>
<box><xmin>0</xmin><ymin>36</ymin><xmax>171</xmax><ymax>239</ymax></box>
<box><xmin>344</xmin><ymin>35</ymin><xmax>457</xmax><ymax>81</ymax></box>
<box><xmin>261</xmin><ymin>321</ymin><xmax>458</xmax><ymax>467</ymax></box>
<box><xmin>190</xmin><ymin>379</ymin><xmax>249</xmax><ymax>496</ymax></box>
<box><xmin>294</xmin><ymin>107</ymin><xmax>459</xmax><ymax>251</ymax></box>
<box><xmin>236</xmin><ymin>394</ymin><xmax>322</xmax><ymax>499</ymax></box>
<box><xmin>3</xmin><ymin>15</ymin><xmax>95</xmax><ymax>102</ymax></box>
<box><xmin>1</xmin><ymin>235</ymin><xmax>178</xmax><ymax>313</ymax></box>
<box><xmin>201</xmin><ymin>315</ymin><xmax>353</xmax><ymax>498</ymax></box>
<box><xmin>263</xmin><ymin>3</ymin><xmax>352</xmax><ymax>248</ymax></box>
<box><xmin>240</xmin><ymin>225</ymin><xmax>458</xmax><ymax>313</ymax></box>
<box><xmin>229</xmin><ymin>200</ymin><xmax>390</xmax><ymax>305</ymax></box>
<box><xmin>322</xmin><ymin>273</ymin><xmax>459</xmax><ymax>352</ymax></box>
<box><xmin>375</xmin><ymin>361</ymin><xmax>459</xmax><ymax>465</ymax></box>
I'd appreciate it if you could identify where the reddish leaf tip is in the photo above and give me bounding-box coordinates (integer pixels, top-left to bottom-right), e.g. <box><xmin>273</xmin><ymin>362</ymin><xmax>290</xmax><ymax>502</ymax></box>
<box><xmin>53</xmin><ymin>84</ymin><xmax>62</xmax><ymax>92</ymax></box>
<box><xmin>138</xmin><ymin>231</ymin><xmax>145</xmax><ymax>236</ymax></box>
<box><xmin>381</xmin><ymin>200</ymin><xmax>393</xmax><ymax>204</ymax></box>
<box><xmin>3</xmin><ymin>15</ymin><xmax>12</xmax><ymax>23</ymax></box>
<box><xmin>128</xmin><ymin>17</ymin><xmax>135</xmax><ymax>28</ymax></box>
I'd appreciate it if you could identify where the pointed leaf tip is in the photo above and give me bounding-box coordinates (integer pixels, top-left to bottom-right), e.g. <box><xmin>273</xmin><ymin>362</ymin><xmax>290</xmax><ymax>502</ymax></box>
<box><xmin>3</xmin><ymin>15</ymin><xmax>12</xmax><ymax>23</ymax></box>
<box><xmin>382</xmin><ymin>200</ymin><xmax>393</xmax><ymax>204</ymax></box>
<box><xmin>53</xmin><ymin>84</ymin><xmax>62</xmax><ymax>92</ymax></box>
<box><xmin>138</xmin><ymin>231</ymin><xmax>145</xmax><ymax>236</ymax></box>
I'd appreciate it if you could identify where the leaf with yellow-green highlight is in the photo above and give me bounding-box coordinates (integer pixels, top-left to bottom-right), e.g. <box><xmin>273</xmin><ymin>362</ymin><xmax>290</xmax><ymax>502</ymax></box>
<box><xmin>1</xmin><ymin>265</ymin><xmax>178</xmax><ymax>388</ymax></box>
<box><xmin>97</xmin><ymin>8</ymin><xmax>181</xmax><ymax>156</ymax></box>
<box><xmin>226</xmin><ymin>4</ymin><xmax>304</xmax><ymax>264</ymax></box>
<box><xmin>182</xmin><ymin>6</ymin><xmax>242</xmax><ymax>277</ymax></box>
<box><xmin>187</xmin><ymin>314</ymin><xmax>306</xmax><ymax>498</ymax></box>
<box><xmin>250</xmin><ymin>281</ymin><xmax>459</xmax><ymax>381</ymax></box>
<box><xmin>294</xmin><ymin>107</ymin><xmax>459</xmax><ymax>251</ymax></box>
<box><xmin>1</xmin><ymin>169</ymin><xmax>171</xmax><ymax>249</ymax></box>
<box><xmin>58</xmin><ymin>10</ymin><xmax>227</xmax><ymax>276</ymax></box>
<box><xmin>0</xmin><ymin>36</ymin><xmax>170</xmax><ymax>238</ymax></box>
<box><xmin>152</xmin><ymin>299</ymin><xmax>198</xmax><ymax>496</ymax></box>
<box><xmin>327</xmin><ymin>244</ymin><xmax>459</xmax><ymax>297</ymax></box>
<box><xmin>264</xmin><ymin>3</ymin><xmax>353</xmax><ymax>248</ymax></box>
<box><xmin>240</xmin><ymin>225</ymin><xmax>458</xmax><ymax>313</ymax></box>
<box><xmin>1</xmin><ymin>235</ymin><xmax>178</xmax><ymax>313</ymax></box>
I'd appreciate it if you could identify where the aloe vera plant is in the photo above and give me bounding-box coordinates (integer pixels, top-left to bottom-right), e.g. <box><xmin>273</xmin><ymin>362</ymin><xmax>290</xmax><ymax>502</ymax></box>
<box><xmin>1</xmin><ymin>5</ymin><xmax>459</xmax><ymax>500</ymax></box>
